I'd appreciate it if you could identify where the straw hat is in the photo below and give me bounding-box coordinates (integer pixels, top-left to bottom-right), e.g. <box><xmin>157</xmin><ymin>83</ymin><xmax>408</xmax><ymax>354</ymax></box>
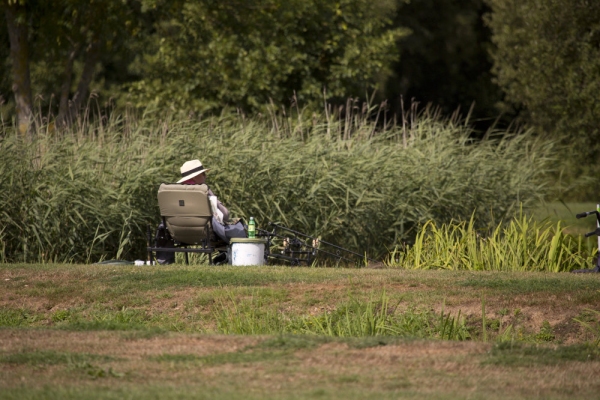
<box><xmin>177</xmin><ymin>159</ymin><xmax>210</xmax><ymax>183</ymax></box>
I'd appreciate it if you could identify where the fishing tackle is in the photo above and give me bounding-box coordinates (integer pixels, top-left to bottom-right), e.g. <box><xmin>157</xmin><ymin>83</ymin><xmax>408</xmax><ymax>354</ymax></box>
<box><xmin>572</xmin><ymin>204</ymin><xmax>600</xmax><ymax>273</ymax></box>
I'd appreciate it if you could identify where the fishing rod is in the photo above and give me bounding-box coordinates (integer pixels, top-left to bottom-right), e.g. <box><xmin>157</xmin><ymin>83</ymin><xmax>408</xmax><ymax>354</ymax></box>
<box><xmin>257</xmin><ymin>222</ymin><xmax>378</xmax><ymax>266</ymax></box>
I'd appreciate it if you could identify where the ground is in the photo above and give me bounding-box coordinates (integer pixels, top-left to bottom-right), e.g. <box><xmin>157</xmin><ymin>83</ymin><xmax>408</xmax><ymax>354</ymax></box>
<box><xmin>1</xmin><ymin>264</ymin><xmax>600</xmax><ymax>399</ymax></box>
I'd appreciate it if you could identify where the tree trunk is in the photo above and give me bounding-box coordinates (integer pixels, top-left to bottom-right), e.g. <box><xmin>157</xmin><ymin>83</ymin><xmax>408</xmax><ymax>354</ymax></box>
<box><xmin>5</xmin><ymin>2</ymin><xmax>33</xmax><ymax>138</ymax></box>
<box><xmin>69</xmin><ymin>37</ymin><xmax>101</xmax><ymax>117</ymax></box>
<box><xmin>56</xmin><ymin>45</ymin><xmax>80</xmax><ymax>127</ymax></box>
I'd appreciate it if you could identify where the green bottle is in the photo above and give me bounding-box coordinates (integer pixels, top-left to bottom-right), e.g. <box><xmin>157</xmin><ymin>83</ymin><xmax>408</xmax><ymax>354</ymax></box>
<box><xmin>248</xmin><ymin>217</ymin><xmax>256</xmax><ymax>238</ymax></box>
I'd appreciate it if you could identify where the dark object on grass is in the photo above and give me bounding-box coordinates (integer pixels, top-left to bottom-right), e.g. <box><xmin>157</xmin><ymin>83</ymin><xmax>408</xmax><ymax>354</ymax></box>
<box><xmin>571</xmin><ymin>259</ymin><xmax>600</xmax><ymax>274</ymax></box>
<box><xmin>155</xmin><ymin>222</ymin><xmax>175</xmax><ymax>265</ymax></box>
<box><xmin>571</xmin><ymin>205</ymin><xmax>600</xmax><ymax>274</ymax></box>
<box><xmin>212</xmin><ymin>251</ymin><xmax>228</xmax><ymax>265</ymax></box>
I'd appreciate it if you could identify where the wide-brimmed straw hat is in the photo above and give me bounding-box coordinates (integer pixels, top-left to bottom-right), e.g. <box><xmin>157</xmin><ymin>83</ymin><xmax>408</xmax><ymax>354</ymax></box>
<box><xmin>177</xmin><ymin>159</ymin><xmax>210</xmax><ymax>183</ymax></box>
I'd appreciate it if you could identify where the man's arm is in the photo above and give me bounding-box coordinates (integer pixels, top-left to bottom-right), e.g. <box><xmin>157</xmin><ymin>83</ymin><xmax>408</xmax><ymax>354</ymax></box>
<box><xmin>207</xmin><ymin>188</ymin><xmax>230</xmax><ymax>222</ymax></box>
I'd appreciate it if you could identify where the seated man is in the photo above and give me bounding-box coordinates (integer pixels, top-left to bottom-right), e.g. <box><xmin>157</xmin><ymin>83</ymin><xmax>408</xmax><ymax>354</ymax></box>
<box><xmin>177</xmin><ymin>159</ymin><xmax>230</xmax><ymax>223</ymax></box>
<box><xmin>156</xmin><ymin>159</ymin><xmax>231</xmax><ymax>265</ymax></box>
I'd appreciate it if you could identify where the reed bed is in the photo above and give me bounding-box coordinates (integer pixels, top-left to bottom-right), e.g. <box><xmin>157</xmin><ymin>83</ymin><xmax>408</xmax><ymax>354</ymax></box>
<box><xmin>0</xmin><ymin>105</ymin><xmax>552</xmax><ymax>263</ymax></box>
<box><xmin>387</xmin><ymin>214</ymin><xmax>597</xmax><ymax>272</ymax></box>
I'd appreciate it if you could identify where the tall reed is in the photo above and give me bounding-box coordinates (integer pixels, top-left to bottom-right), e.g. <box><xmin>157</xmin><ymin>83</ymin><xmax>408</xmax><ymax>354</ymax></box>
<box><xmin>0</xmin><ymin>104</ymin><xmax>553</xmax><ymax>262</ymax></box>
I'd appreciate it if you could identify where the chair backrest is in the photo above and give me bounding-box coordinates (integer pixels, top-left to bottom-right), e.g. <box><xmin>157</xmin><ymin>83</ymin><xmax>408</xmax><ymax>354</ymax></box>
<box><xmin>157</xmin><ymin>183</ymin><xmax>212</xmax><ymax>245</ymax></box>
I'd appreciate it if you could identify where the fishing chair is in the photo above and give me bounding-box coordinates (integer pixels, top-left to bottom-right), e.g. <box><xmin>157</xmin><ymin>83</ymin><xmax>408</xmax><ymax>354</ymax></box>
<box><xmin>147</xmin><ymin>183</ymin><xmax>227</xmax><ymax>265</ymax></box>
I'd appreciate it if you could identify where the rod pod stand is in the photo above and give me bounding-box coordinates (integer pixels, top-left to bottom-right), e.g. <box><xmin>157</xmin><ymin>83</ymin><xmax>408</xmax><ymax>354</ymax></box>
<box><xmin>257</xmin><ymin>222</ymin><xmax>379</xmax><ymax>267</ymax></box>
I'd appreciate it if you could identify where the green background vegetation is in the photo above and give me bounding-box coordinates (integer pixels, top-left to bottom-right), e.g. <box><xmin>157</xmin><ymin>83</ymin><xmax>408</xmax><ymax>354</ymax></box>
<box><xmin>2</xmin><ymin>0</ymin><xmax>599</xmax><ymax>199</ymax></box>
<box><xmin>1</xmin><ymin>1</ymin><xmax>600</xmax><ymax>265</ymax></box>
<box><xmin>0</xmin><ymin>109</ymin><xmax>559</xmax><ymax>263</ymax></box>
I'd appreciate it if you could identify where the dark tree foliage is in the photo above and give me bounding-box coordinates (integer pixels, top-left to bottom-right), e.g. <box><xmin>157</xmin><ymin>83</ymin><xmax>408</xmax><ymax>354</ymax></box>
<box><xmin>125</xmin><ymin>0</ymin><xmax>406</xmax><ymax>114</ymax></box>
<box><xmin>1</xmin><ymin>0</ymin><xmax>147</xmax><ymax>124</ymax></box>
<box><xmin>1</xmin><ymin>0</ymin><xmax>406</xmax><ymax>118</ymax></box>
<box><xmin>386</xmin><ymin>0</ymin><xmax>504</xmax><ymax>131</ymax></box>
<box><xmin>486</xmin><ymin>0</ymin><xmax>600</xmax><ymax>198</ymax></box>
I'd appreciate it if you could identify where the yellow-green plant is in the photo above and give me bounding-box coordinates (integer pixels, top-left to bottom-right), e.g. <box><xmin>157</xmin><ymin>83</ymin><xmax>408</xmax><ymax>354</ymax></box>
<box><xmin>387</xmin><ymin>214</ymin><xmax>595</xmax><ymax>272</ymax></box>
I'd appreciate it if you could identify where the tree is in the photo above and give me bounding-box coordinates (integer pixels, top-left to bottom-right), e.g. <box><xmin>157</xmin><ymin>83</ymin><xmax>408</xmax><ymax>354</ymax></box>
<box><xmin>125</xmin><ymin>0</ymin><xmax>408</xmax><ymax>113</ymax></box>
<box><xmin>30</xmin><ymin>0</ymin><xmax>139</xmax><ymax>125</ymax></box>
<box><xmin>2</xmin><ymin>0</ymin><xmax>140</xmax><ymax>127</ymax></box>
<box><xmin>4</xmin><ymin>0</ymin><xmax>33</xmax><ymax>136</ymax></box>
<box><xmin>485</xmin><ymin>0</ymin><xmax>600</xmax><ymax>196</ymax></box>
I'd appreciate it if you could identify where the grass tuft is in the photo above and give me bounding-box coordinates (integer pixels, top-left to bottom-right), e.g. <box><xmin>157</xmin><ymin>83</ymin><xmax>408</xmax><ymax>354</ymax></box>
<box><xmin>212</xmin><ymin>290</ymin><xmax>470</xmax><ymax>340</ymax></box>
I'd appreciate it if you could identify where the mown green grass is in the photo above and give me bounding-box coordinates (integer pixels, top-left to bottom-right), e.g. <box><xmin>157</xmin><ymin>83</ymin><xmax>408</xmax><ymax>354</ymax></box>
<box><xmin>2</xmin><ymin>264</ymin><xmax>600</xmax><ymax>399</ymax></box>
<box><xmin>0</xmin><ymin>386</ymin><xmax>463</xmax><ymax>400</ymax></box>
<box><xmin>0</xmin><ymin>350</ymin><xmax>116</xmax><ymax>366</ymax></box>
<box><xmin>485</xmin><ymin>342</ymin><xmax>600</xmax><ymax>366</ymax></box>
<box><xmin>3</xmin><ymin>263</ymin><xmax>600</xmax><ymax>311</ymax></box>
<box><xmin>2</xmin><ymin>264</ymin><xmax>600</xmax><ymax>343</ymax></box>
<box><xmin>149</xmin><ymin>349</ymin><xmax>286</xmax><ymax>366</ymax></box>
<box><xmin>2</xmin><ymin>336</ymin><xmax>600</xmax><ymax>400</ymax></box>
<box><xmin>459</xmin><ymin>274</ymin><xmax>600</xmax><ymax>294</ymax></box>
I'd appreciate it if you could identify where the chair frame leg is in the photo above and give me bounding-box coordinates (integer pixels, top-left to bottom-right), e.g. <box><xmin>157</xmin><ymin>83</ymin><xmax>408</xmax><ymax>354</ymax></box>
<box><xmin>147</xmin><ymin>221</ymin><xmax>216</xmax><ymax>266</ymax></box>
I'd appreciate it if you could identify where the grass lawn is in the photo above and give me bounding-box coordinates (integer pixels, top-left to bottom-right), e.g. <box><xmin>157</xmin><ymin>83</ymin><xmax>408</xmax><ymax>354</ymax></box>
<box><xmin>2</xmin><ymin>263</ymin><xmax>600</xmax><ymax>399</ymax></box>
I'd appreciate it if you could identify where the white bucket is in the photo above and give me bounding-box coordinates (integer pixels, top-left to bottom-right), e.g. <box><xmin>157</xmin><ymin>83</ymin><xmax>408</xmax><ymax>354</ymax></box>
<box><xmin>230</xmin><ymin>238</ymin><xmax>266</xmax><ymax>266</ymax></box>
